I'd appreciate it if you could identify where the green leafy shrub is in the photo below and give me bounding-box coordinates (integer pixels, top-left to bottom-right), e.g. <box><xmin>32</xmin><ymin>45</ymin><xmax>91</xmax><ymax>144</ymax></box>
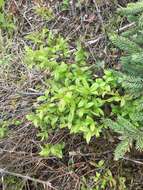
<box><xmin>26</xmin><ymin>29</ymin><xmax>126</xmax><ymax>156</ymax></box>
<box><xmin>35</xmin><ymin>5</ymin><xmax>54</xmax><ymax>21</ymax></box>
<box><xmin>109</xmin><ymin>0</ymin><xmax>143</xmax><ymax>159</ymax></box>
<box><xmin>112</xmin><ymin>97</ymin><xmax>143</xmax><ymax>124</ymax></box>
<box><xmin>27</xmin><ymin>66</ymin><xmax>122</xmax><ymax>144</ymax></box>
<box><xmin>0</xmin><ymin>120</ymin><xmax>8</xmax><ymax>138</ymax></box>
<box><xmin>39</xmin><ymin>143</ymin><xmax>65</xmax><ymax>158</ymax></box>
<box><xmin>0</xmin><ymin>0</ymin><xmax>15</xmax><ymax>32</ymax></box>
<box><xmin>0</xmin><ymin>118</ymin><xmax>23</xmax><ymax>139</ymax></box>
<box><xmin>61</xmin><ymin>0</ymin><xmax>70</xmax><ymax>10</ymax></box>
<box><xmin>25</xmin><ymin>29</ymin><xmax>69</xmax><ymax>69</ymax></box>
<box><xmin>81</xmin><ymin>160</ymin><xmax>127</xmax><ymax>190</ymax></box>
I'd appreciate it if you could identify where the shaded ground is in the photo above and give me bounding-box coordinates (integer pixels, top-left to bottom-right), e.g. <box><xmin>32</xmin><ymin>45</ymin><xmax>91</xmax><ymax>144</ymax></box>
<box><xmin>0</xmin><ymin>0</ymin><xmax>143</xmax><ymax>189</ymax></box>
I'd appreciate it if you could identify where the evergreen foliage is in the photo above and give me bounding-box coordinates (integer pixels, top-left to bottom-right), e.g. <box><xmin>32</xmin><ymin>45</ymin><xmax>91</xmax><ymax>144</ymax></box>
<box><xmin>106</xmin><ymin>116</ymin><xmax>143</xmax><ymax>160</ymax></box>
<box><xmin>110</xmin><ymin>0</ymin><xmax>143</xmax><ymax>97</ymax></box>
<box><xmin>109</xmin><ymin>0</ymin><xmax>143</xmax><ymax>159</ymax></box>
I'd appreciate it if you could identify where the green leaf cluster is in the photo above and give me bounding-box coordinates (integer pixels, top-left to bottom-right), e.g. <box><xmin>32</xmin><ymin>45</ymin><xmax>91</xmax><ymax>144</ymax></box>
<box><xmin>81</xmin><ymin>160</ymin><xmax>126</xmax><ymax>190</ymax></box>
<box><xmin>0</xmin><ymin>0</ymin><xmax>15</xmax><ymax>32</ymax></box>
<box><xmin>26</xmin><ymin>30</ymin><xmax>125</xmax><ymax>154</ymax></box>
<box><xmin>25</xmin><ymin>29</ymin><xmax>69</xmax><ymax>70</ymax></box>
<box><xmin>0</xmin><ymin>120</ymin><xmax>8</xmax><ymax>138</ymax></box>
<box><xmin>39</xmin><ymin>143</ymin><xmax>65</xmax><ymax>158</ymax></box>
<box><xmin>35</xmin><ymin>6</ymin><xmax>55</xmax><ymax>21</ymax></box>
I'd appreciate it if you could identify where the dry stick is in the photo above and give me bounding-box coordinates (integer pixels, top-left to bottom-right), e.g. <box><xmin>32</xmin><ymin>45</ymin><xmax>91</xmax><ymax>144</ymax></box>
<box><xmin>123</xmin><ymin>157</ymin><xmax>143</xmax><ymax>165</ymax></box>
<box><xmin>17</xmin><ymin>91</ymin><xmax>45</xmax><ymax>96</ymax></box>
<box><xmin>70</xmin><ymin>22</ymin><xmax>135</xmax><ymax>53</ymax></box>
<box><xmin>85</xmin><ymin>22</ymin><xmax>135</xmax><ymax>46</ymax></box>
<box><xmin>0</xmin><ymin>168</ymin><xmax>58</xmax><ymax>190</ymax></box>
<box><xmin>93</xmin><ymin>0</ymin><xmax>104</xmax><ymax>27</ymax></box>
<box><xmin>117</xmin><ymin>22</ymin><xmax>135</xmax><ymax>33</ymax></box>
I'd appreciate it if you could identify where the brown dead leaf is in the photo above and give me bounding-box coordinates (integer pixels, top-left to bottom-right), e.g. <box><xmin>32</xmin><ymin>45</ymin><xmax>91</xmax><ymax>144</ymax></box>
<box><xmin>84</xmin><ymin>14</ymin><xmax>96</xmax><ymax>23</ymax></box>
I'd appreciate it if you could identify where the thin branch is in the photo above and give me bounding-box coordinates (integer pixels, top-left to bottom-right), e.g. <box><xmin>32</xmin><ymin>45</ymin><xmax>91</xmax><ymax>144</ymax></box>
<box><xmin>0</xmin><ymin>168</ymin><xmax>57</xmax><ymax>190</ymax></box>
<box><xmin>16</xmin><ymin>91</ymin><xmax>44</xmax><ymax>96</ymax></box>
<box><xmin>85</xmin><ymin>34</ymin><xmax>104</xmax><ymax>46</ymax></box>
<box><xmin>123</xmin><ymin>156</ymin><xmax>143</xmax><ymax>165</ymax></box>
<box><xmin>93</xmin><ymin>0</ymin><xmax>104</xmax><ymax>27</ymax></box>
<box><xmin>69</xmin><ymin>22</ymin><xmax>135</xmax><ymax>53</ymax></box>
<box><xmin>117</xmin><ymin>22</ymin><xmax>135</xmax><ymax>33</ymax></box>
<box><xmin>85</xmin><ymin>22</ymin><xmax>135</xmax><ymax>46</ymax></box>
